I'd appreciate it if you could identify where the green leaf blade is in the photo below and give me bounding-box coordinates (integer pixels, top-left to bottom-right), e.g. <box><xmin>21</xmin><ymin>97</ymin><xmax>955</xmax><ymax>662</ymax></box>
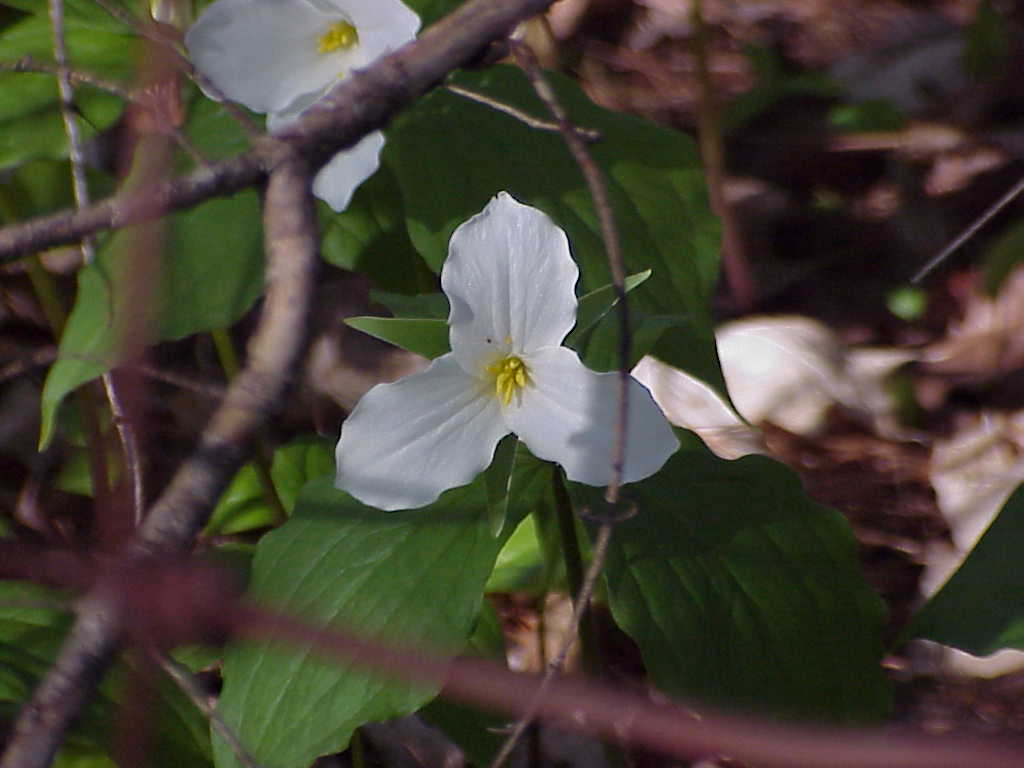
<box><xmin>344</xmin><ymin>316</ymin><xmax>448</xmax><ymax>359</ymax></box>
<box><xmin>212</xmin><ymin>478</ymin><xmax>505</xmax><ymax>768</ymax></box>
<box><xmin>909</xmin><ymin>483</ymin><xmax>1024</xmax><ymax>655</ymax></box>
<box><xmin>573</xmin><ymin>445</ymin><xmax>890</xmax><ymax>721</ymax></box>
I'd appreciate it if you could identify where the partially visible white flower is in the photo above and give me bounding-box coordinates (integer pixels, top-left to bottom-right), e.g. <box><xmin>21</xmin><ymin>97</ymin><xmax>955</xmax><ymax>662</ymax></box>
<box><xmin>335</xmin><ymin>192</ymin><xmax>680</xmax><ymax>511</ymax></box>
<box><xmin>185</xmin><ymin>0</ymin><xmax>419</xmax><ymax>210</ymax></box>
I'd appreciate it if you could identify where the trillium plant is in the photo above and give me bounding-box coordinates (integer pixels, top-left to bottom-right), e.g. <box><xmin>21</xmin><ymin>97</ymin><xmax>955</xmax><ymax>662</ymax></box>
<box><xmin>0</xmin><ymin>0</ymin><xmax>917</xmax><ymax>765</ymax></box>
<box><xmin>335</xmin><ymin>192</ymin><xmax>680</xmax><ymax>510</ymax></box>
<box><xmin>185</xmin><ymin>0</ymin><xmax>420</xmax><ymax>210</ymax></box>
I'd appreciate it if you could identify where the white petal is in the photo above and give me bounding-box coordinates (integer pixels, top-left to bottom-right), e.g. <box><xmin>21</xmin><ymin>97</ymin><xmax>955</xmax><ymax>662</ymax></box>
<box><xmin>335</xmin><ymin>354</ymin><xmax>510</xmax><ymax>510</ymax></box>
<box><xmin>186</xmin><ymin>0</ymin><xmax>339</xmax><ymax>113</ymax></box>
<box><xmin>508</xmin><ymin>347</ymin><xmax>679</xmax><ymax>486</ymax></box>
<box><xmin>268</xmin><ymin>102</ymin><xmax>383</xmax><ymax>212</ymax></box>
<box><xmin>442</xmin><ymin>193</ymin><xmax>579</xmax><ymax>376</ymax></box>
<box><xmin>345</xmin><ymin>0</ymin><xmax>421</xmax><ymax>66</ymax></box>
<box><xmin>312</xmin><ymin>131</ymin><xmax>385</xmax><ymax>211</ymax></box>
<box><xmin>631</xmin><ymin>355</ymin><xmax>765</xmax><ymax>460</ymax></box>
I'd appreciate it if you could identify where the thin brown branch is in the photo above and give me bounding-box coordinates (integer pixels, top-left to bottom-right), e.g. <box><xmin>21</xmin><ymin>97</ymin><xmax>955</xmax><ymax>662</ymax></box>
<box><xmin>445</xmin><ymin>82</ymin><xmax>601</xmax><ymax>140</ymax></box>
<box><xmin>489</xmin><ymin>516</ymin><xmax>613</xmax><ymax>768</ymax></box>
<box><xmin>151</xmin><ymin>650</ymin><xmax>265</xmax><ymax>768</ymax></box>
<box><xmin>0</xmin><ymin>55</ymin><xmax>131</xmax><ymax>98</ymax></box>
<box><xmin>911</xmin><ymin>172</ymin><xmax>1024</xmax><ymax>283</ymax></box>
<box><xmin>690</xmin><ymin>0</ymin><xmax>755</xmax><ymax>311</ymax></box>
<box><xmin>5</xmin><ymin>545</ymin><xmax>1024</xmax><ymax>768</ymax></box>
<box><xmin>0</xmin><ymin>55</ymin><xmax>209</xmax><ymax>166</ymax></box>
<box><xmin>0</xmin><ymin>0</ymin><xmax>557</xmax><ymax>263</ymax></box>
<box><xmin>489</xmin><ymin>42</ymin><xmax>631</xmax><ymax>767</ymax></box>
<box><xmin>510</xmin><ymin>40</ymin><xmax>630</xmax><ymax>505</ymax></box>
<box><xmin>48</xmin><ymin>0</ymin><xmax>94</xmax><ymax>264</ymax></box>
<box><xmin>229</xmin><ymin>601</ymin><xmax>1024</xmax><ymax>768</ymax></box>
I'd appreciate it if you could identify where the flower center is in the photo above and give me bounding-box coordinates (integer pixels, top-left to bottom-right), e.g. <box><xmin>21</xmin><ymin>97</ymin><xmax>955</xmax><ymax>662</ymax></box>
<box><xmin>317</xmin><ymin>21</ymin><xmax>359</xmax><ymax>54</ymax></box>
<box><xmin>486</xmin><ymin>356</ymin><xmax>531</xmax><ymax>405</ymax></box>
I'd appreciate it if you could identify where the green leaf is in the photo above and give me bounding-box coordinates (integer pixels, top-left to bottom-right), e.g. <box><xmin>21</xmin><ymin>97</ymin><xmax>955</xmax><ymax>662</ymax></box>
<box><xmin>573</xmin><ymin>441</ymin><xmax>890</xmax><ymax>721</ymax></box>
<box><xmin>0</xmin><ymin>9</ymin><xmax>136</xmax><ymax>170</ymax></box>
<box><xmin>212</xmin><ymin>479</ymin><xmax>504</xmax><ymax>768</ymax></box>
<box><xmin>214</xmin><ymin>452</ymin><xmax>551</xmax><ymax>768</ymax></box>
<box><xmin>320</xmin><ymin>161</ymin><xmax>429</xmax><ymax>294</ymax></box>
<box><xmin>349</xmin><ymin>271</ymin><xmax>652</xmax><ymax>361</ymax></box>
<box><xmin>569</xmin><ymin>269</ymin><xmax>650</xmax><ymax>343</ymax></box>
<box><xmin>402</xmin><ymin>0</ymin><xmax>466</xmax><ymax>27</ymax></box>
<box><xmin>205</xmin><ymin>436</ymin><xmax>335</xmax><ymax>536</ymax></box>
<box><xmin>0</xmin><ymin>582</ymin><xmax>212</xmax><ymax>767</ymax></box>
<box><xmin>181</xmin><ymin>90</ymin><xmax>254</xmax><ymax>162</ymax></box>
<box><xmin>982</xmin><ymin>217</ymin><xmax>1024</xmax><ymax>295</ymax></box>
<box><xmin>343</xmin><ymin>316</ymin><xmax>448</xmax><ymax>359</ymax></box>
<box><xmin>370</xmin><ymin>290</ymin><xmax>448</xmax><ymax>319</ymax></box>
<box><xmin>386</xmin><ymin>65</ymin><xmax>725</xmax><ymax>394</ymax></box>
<box><xmin>39</xmin><ymin>185</ymin><xmax>263</xmax><ymax>447</ymax></box>
<box><xmin>909</xmin><ymin>484</ymin><xmax>1024</xmax><ymax>655</ymax></box>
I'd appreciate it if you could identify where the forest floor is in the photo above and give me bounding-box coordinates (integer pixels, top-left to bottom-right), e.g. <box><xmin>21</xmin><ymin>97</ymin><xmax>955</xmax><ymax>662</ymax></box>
<box><xmin>554</xmin><ymin>0</ymin><xmax>1024</xmax><ymax>744</ymax></box>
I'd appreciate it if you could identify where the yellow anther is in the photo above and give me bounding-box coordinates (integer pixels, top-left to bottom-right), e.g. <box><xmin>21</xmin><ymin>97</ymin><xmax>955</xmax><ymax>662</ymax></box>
<box><xmin>317</xmin><ymin>21</ymin><xmax>358</xmax><ymax>54</ymax></box>
<box><xmin>486</xmin><ymin>356</ymin><xmax>531</xmax><ymax>405</ymax></box>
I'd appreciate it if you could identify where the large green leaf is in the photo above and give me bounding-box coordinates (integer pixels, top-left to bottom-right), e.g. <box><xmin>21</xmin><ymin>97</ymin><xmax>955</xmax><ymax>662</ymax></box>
<box><xmin>572</xmin><ymin>439</ymin><xmax>890</xmax><ymax>721</ymax></box>
<box><xmin>386</xmin><ymin>65</ymin><xmax>724</xmax><ymax>392</ymax></box>
<box><xmin>343</xmin><ymin>317</ymin><xmax>448</xmax><ymax>359</ymax></box>
<box><xmin>213</xmin><ymin>457</ymin><xmax>550</xmax><ymax>768</ymax></box>
<box><xmin>0</xmin><ymin>6</ymin><xmax>135</xmax><ymax>170</ymax></box>
<box><xmin>909</xmin><ymin>483</ymin><xmax>1024</xmax><ymax>655</ymax></box>
<box><xmin>39</xmin><ymin>182</ymin><xmax>263</xmax><ymax>447</ymax></box>
<box><xmin>205</xmin><ymin>436</ymin><xmax>336</xmax><ymax>536</ymax></box>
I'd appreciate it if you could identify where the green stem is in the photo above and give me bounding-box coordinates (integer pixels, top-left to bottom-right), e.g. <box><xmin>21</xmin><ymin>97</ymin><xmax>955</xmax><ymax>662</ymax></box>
<box><xmin>350</xmin><ymin>728</ymin><xmax>366</xmax><ymax>768</ymax></box>
<box><xmin>550</xmin><ymin>468</ymin><xmax>601</xmax><ymax>676</ymax></box>
<box><xmin>211</xmin><ymin>328</ymin><xmax>287</xmax><ymax>525</ymax></box>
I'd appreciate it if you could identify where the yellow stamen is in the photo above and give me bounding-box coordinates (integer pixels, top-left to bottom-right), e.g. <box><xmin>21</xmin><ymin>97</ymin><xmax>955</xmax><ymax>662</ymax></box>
<box><xmin>486</xmin><ymin>356</ymin><xmax>531</xmax><ymax>405</ymax></box>
<box><xmin>317</xmin><ymin>21</ymin><xmax>359</xmax><ymax>54</ymax></box>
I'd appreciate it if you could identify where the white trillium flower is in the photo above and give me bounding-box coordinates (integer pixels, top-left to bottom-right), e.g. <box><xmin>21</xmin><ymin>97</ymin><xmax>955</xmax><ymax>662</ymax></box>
<box><xmin>185</xmin><ymin>0</ymin><xmax>420</xmax><ymax>211</ymax></box>
<box><xmin>335</xmin><ymin>192</ymin><xmax>680</xmax><ymax>511</ymax></box>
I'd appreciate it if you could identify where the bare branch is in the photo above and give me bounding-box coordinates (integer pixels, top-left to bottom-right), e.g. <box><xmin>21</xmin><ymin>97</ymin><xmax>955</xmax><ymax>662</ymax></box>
<box><xmin>0</xmin><ymin>152</ymin><xmax>320</xmax><ymax>768</ymax></box>
<box><xmin>230</xmin><ymin>601</ymin><xmax>1024</xmax><ymax>768</ymax></box>
<box><xmin>445</xmin><ymin>82</ymin><xmax>601</xmax><ymax>140</ymax></box>
<box><xmin>0</xmin><ymin>0</ymin><xmax>556</xmax><ymax>263</ymax></box>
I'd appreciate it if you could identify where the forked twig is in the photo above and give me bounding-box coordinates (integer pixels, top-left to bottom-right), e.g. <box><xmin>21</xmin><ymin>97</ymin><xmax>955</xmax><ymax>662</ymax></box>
<box><xmin>446</xmin><ymin>82</ymin><xmax>601</xmax><ymax>140</ymax></box>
